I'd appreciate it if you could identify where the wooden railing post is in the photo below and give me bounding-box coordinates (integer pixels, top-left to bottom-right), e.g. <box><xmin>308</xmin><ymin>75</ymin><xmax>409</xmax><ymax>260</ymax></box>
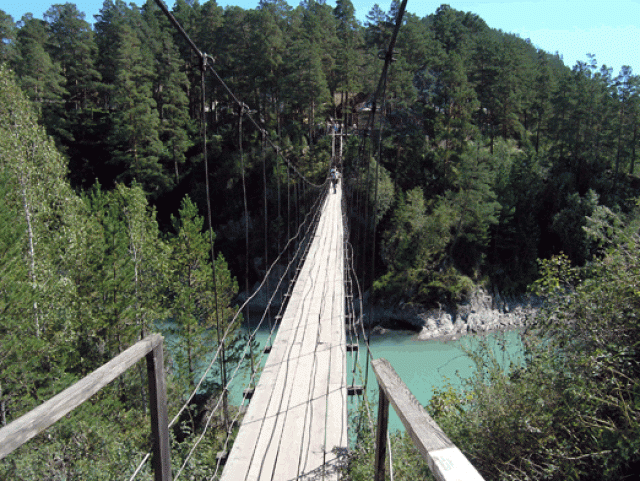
<box><xmin>374</xmin><ymin>385</ymin><xmax>389</xmax><ymax>481</ymax></box>
<box><xmin>371</xmin><ymin>358</ymin><xmax>485</xmax><ymax>481</ymax></box>
<box><xmin>147</xmin><ymin>342</ymin><xmax>172</xmax><ymax>481</ymax></box>
<box><xmin>0</xmin><ymin>334</ymin><xmax>172</xmax><ymax>481</ymax></box>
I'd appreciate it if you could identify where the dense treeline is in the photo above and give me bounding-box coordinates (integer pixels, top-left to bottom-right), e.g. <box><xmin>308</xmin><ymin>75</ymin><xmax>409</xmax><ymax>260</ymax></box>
<box><xmin>359</xmin><ymin>6</ymin><xmax>640</xmax><ymax>302</ymax></box>
<box><xmin>347</xmin><ymin>211</ymin><xmax>640</xmax><ymax>480</ymax></box>
<box><xmin>2</xmin><ymin>0</ymin><xmax>638</xmax><ymax>301</ymax></box>
<box><xmin>0</xmin><ymin>64</ymin><xmax>247</xmax><ymax>478</ymax></box>
<box><xmin>1</xmin><ymin>0</ymin><xmax>640</xmax><ymax>478</ymax></box>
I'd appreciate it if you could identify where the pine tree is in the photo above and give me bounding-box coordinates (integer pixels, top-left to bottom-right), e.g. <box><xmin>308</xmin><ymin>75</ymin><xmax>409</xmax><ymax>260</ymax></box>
<box><xmin>364</xmin><ymin>3</ymin><xmax>390</xmax><ymax>52</ymax></box>
<box><xmin>434</xmin><ymin>51</ymin><xmax>479</xmax><ymax>161</ymax></box>
<box><xmin>168</xmin><ymin>196</ymin><xmax>215</xmax><ymax>390</ymax></box>
<box><xmin>531</xmin><ymin>51</ymin><xmax>555</xmax><ymax>153</ymax></box>
<box><xmin>94</xmin><ymin>0</ymin><xmax>129</xmax><ymax>108</ymax></box>
<box><xmin>0</xmin><ymin>10</ymin><xmax>16</xmax><ymax>63</ymax></box>
<box><xmin>44</xmin><ymin>3</ymin><xmax>101</xmax><ymax>111</ymax></box>
<box><xmin>249</xmin><ymin>7</ymin><xmax>287</xmax><ymax>128</ymax></box>
<box><xmin>109</xmin><ymin>20</ymin><xmax>167</xmax><ymax>196</ymax></box>
<box><xmin>333</xmin><ymin>0</ymin><xmax>363</xmax><ymax>122</ymax></box>
<box><xmin>141</xmin><ymin>0</ymin><xmax>192</xmax><ymax>184</ymax></box>
<box><xmin>443</xmin><ymin>148</ymin><xmax>501</xmax><ymax>272</ymax></box>
<box><xmin>12</xmin><ymin>15</ymin><xmax>67</xmax><ymax>139</ymax></box>
<box><xmin>0</xmin><ymin>65</ymin><xmax>88</xmax><ymax>419</ymax></box>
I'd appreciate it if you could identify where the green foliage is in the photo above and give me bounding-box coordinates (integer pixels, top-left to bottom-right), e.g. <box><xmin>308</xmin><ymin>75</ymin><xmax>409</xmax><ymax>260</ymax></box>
<box><xmin>551</xmin><ymin>189</ymin><xmax>599</xmax><ymax>264</ymax></box>
<box><xmin>0</xmin><ymin>68</ymin><xmax>244</xmax><ymax>478</ymax></box>
<box><xmin>3</xmin><ymin>1</ymin><xmax>640</xmax><ymax>477</ymax></box>
<box><xmin>419</xmin><ymin>212</ymin><xmax>640</xmax><ymax>481</ymax></box>
<box><xmin>166</xmin><ymin>195</ymin><xmax>239</xmax><ymax>394</ymax></box>
<box><xmin>0</xmin><ymin>10</ymin><xmax>16</xmax><ymax>63</ymax></box>
<box><xmin>529</xmin><ymin>252</ymin><xmax>577</xmax><ymax>299</ymax></box>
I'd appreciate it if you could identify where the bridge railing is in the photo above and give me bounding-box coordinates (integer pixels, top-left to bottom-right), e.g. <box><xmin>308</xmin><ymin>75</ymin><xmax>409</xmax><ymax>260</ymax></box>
<box><xmin>0</xmin><ymin>334</ymin><xmax>171</xmax><ymax>481</ymax></box>
<box><xmin>371</xmin><ymin>358</ymin><xmax>484</xmax><ymax>481</ymax></box>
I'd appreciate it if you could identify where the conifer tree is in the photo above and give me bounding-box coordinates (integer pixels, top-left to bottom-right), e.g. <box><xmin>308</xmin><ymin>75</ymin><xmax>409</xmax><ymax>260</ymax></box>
<box><xmin>168</xmin><ymin>196</ymin><xmax>215</xmax><ymax>389</ymax></box>
<box><xmin>333</xmin><ymin>0</ymin><xmax>363</xmax><ymax>121</ymax></box>
<box><xmin>0</xmin><ymin>10</ymin><xmax>16</xmax><ymax>63</ymax></box>
<box><xmin>364</xmin><ymin>3</ymin><xmax>389</xmax><ymax>52</ymax></box>
<box><xmin>141</xmin><ymin>0</ymin><xmax>192</xmax><ymax>184</ymax></box>
<box><xmin>0</xmin><ymin>65</ymin><xmax>88</xmax><ymax>418</ymax></box>
<box><xmin>109</xmin><ymin>21</ymin><xmax>167</xmax><ymax>196</ymax></box>
<box><xmin>44</xmin><ymin>3</ymin><xmax>101</xmax><ymax>111</ymax></box>
<box><xmin>249</xmin><ymin>6</ymin><xmax>287</xmax><ymax>127</ymax></box>
<box><xmin>434</xmin><ymin>51</ymin><xmax>479</xmax><ymax>161</ymax></box>
<box><xmin>94</xmin><ymin>0</ymin><xmax>129</xmax><ymax>108</ymax></box>
<box><xmin>12</xmin><ymin>15</ymin><xmax>67</xmax><ymax>138</ymax></box>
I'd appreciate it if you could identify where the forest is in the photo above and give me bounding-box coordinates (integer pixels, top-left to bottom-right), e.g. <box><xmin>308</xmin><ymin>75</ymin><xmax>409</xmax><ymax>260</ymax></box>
<box><xmin>1</xmin><ymin>0</ymin><xmax>639</xmax><ymax>479</ymax></box>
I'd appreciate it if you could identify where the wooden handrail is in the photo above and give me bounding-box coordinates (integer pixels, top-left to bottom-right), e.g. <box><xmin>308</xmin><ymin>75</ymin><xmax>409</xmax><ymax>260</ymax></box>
<box><xmin>371</xmin><ymin>358</ymin><xmax>484</xmax><ymax>481</ymax></box>
<box><xmin>0</xmin><ymin>334</ymin><xmax>171</xmax><ymax>481</ymax></box>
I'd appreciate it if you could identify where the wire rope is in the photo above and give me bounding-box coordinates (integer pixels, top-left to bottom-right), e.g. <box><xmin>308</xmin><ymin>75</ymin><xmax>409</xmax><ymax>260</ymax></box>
<box><xmin>208</xmin><ymin>185</ymin><xmax>330</xmax><ymax>481</ymax></box>
<box><xmin>140</xmin><ymin>1</ymin><xmax>410</xmax><ymax>478</ymax></box>
<box><xmin>175</xmin><ymin>186</ymin><xmax>328</xmax><ymax>480</ymax></box>
<box><xmin>128</xmin><ymin>174</ymin><xmax>328</xmax><ymax>481</ymax></box>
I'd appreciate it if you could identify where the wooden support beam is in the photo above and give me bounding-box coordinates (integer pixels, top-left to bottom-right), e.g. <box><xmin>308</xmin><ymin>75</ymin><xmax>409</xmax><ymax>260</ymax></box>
<box><xmin>243</xmin><ymin>387</ymin><xmax>255</xmax><ymax>401</ymax></box>
<box><xmin>146</xmin><ymin>341</ymin><xmax>172</xmax><ymax>481</ymax></box>
<box><xmin>371</xmin><ymin>358</ymin><xmax>484</xmax><ymax>481</ymax></box>
<box><xmin>374</xmin><ymin>384</ymin><xmax>389</xmax><ymax>481</ymax></box>
<box><xmin>347</xmin><ymin>386</ymin><xmax>364</xmax><ymax>396</ymax></box>
<box><xmin>0</xmin><ymin>335</ymin><xmax>163</xmax><ymax>459</ymax></box>
<box><xmin>0</xmin><ymin>335</ymin><xmax>173</xmax><ymax>481</ymax></box>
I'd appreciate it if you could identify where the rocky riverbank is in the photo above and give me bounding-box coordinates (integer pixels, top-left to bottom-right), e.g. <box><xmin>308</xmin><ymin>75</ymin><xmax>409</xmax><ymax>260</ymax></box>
<box><xmin>237</xmin><ymin>257</ymin><xmax>539</xmax><ymax>340</ymax></box>
<box><xmin>361</xmin><ymin>288</ymin><xmax>541</xmax><ymax>341</ymax></box>
<box><xmin>238</xmin><ymin>265</ymin><xmax>540</xmax><ymax>341</ymax></box>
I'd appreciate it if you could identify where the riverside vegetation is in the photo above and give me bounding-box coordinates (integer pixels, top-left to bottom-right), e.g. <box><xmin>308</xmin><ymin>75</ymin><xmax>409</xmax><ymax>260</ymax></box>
<box><xmin>1</xmin><ymin>1</ymin><xmax>640</xmax><ymax>479</ymax></box>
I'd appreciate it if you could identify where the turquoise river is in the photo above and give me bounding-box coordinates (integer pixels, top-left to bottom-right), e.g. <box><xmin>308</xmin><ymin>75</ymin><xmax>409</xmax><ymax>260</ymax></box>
<box><xmin>224</xmin><ymin>320</ymin><xmax>526</xmax><ymax>434</ymax></box>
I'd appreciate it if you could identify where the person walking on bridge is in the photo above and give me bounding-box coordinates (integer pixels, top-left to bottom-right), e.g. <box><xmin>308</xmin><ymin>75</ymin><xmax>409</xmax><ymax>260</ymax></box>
<box><xmin>330</xmin><ymin>167</ymin><xmax>338</xmax><ymax>193</ymax></box>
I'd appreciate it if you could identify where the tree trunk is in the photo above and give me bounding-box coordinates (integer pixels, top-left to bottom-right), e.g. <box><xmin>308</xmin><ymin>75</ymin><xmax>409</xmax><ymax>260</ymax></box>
<box><xmin>536</xmin><ymin>110</ymin><xmax>542</xmax><ymax>153</ymax></box>
<box><xmin>629</xmin><ymin>123</ymin><xmax>638</xmax><ymax>175</ymax></box>
<box><xmin>0</xmin><ymin>382</ymin><xmax>6</xmax><ymax>427</ymax></box>
<box><xmin>17</xmin><ymin>161</ymin><xmax>39</xmax><ymax>338</ymax></box>
<box><xmin>309</xmin><ymin>99</ymin><xmax>315</xmax><ymax>145</ymax></box>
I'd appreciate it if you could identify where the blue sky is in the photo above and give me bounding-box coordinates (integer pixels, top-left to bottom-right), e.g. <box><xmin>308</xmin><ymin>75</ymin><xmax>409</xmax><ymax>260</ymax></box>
<box><xmin>2</xmin><ymin>0</ymin><xmax>639</xmax><ymax>75</ymax></box>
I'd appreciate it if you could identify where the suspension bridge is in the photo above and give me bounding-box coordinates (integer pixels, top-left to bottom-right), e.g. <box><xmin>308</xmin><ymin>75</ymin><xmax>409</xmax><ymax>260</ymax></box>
<box><xmin>0</xmin><ymin>0</ymin><xmax>488</xmax><ymax>479</ymax></box>
<box><xmin>221</xmin><ymin>178</ymin><xmax>347</xmax><ymax>481</ymax></box>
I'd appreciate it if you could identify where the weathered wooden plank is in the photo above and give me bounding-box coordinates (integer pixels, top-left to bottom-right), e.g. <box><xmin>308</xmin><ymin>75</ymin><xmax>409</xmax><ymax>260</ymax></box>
<box><xmin>220</xmin><ymin>183</ymin><xmax>346</xmax><ymax>481</ymax></box>
<box><xmin>226</xmin><ymin>311</ymin><xmax>306</xmax><ymax>480</ymax></box>
<box><xmin>371</xmin><ymin>358</ymin><xmax>484</xmax><ymax>481</ymax></box>
<box><xmin>146</xmin><ymin>342</ymin><xmax>172</xmax><ymax>481</ymax></box>
<box><xmin>324</xmin><ymin>386</ymin><xmax>348</xmax><ymax>481</ymax></box>
<box><xmin>269</xmin><ymin>255</ymin><xmax>328</xmax><ymax>479</ymax></box>
<box><xmin>247</xmin><ymin>238</ymin><xmax>326</xmax><ymax>480</ymax></box>
<box><xmin>298</xmin><ymin>348</ymin><xmax>331</xmax><ymax>477</ymax></box>
<box><xmin>0</xmin><ymin>334</ymin><xmax>163</xmax><ymax>460</ymax></box>
<box><xmin>374</xmin><ymin>385</ymin><xmax>390</xmax><ymax>481</ymax></box>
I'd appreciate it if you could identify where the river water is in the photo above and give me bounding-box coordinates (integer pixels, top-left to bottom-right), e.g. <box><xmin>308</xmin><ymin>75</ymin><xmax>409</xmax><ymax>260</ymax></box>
<box><xmin>228</xmin><ymin>320</ymin><xmax>525</xmax><ymax>433</ymax></box>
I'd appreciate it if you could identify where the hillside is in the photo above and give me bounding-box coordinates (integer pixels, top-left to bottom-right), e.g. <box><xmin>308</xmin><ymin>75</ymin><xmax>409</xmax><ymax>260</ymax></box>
<box><xmin>1</xmin><ymin>1</ymin><xmax>640</xmax><ymax>478</ymax></box>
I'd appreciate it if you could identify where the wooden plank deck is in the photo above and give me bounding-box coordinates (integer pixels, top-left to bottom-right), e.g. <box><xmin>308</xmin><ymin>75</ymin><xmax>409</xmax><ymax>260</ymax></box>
<box><xmin>220</xmin><ymin>182</ymin><xmax>347</xmax><ymax>481</ymax></box>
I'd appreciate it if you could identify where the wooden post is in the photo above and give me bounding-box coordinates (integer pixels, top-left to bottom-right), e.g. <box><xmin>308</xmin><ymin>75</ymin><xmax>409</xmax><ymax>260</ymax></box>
<box><xmin>371</xmin><ymin>358</ymin><xmax>484</xmax><ymax>481</ymax></box>
<box><xmin>0</xmin><ymin>335</ymin><xmax>164</xmax><ymax>460</ymax></box>
<box><xmin>0</xmin><ymin>334</ymin><xmax>173</xmax><ymax>481</ymax></box>
<box><xmin>374</xmin><ymin>385</ymin><xmax>389</xmax><ymax>481</ymax></box>
<box><xmin>147</xmin><ymin>343</ymin><xmax>172</xmax><ymax>481</ymax></box>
